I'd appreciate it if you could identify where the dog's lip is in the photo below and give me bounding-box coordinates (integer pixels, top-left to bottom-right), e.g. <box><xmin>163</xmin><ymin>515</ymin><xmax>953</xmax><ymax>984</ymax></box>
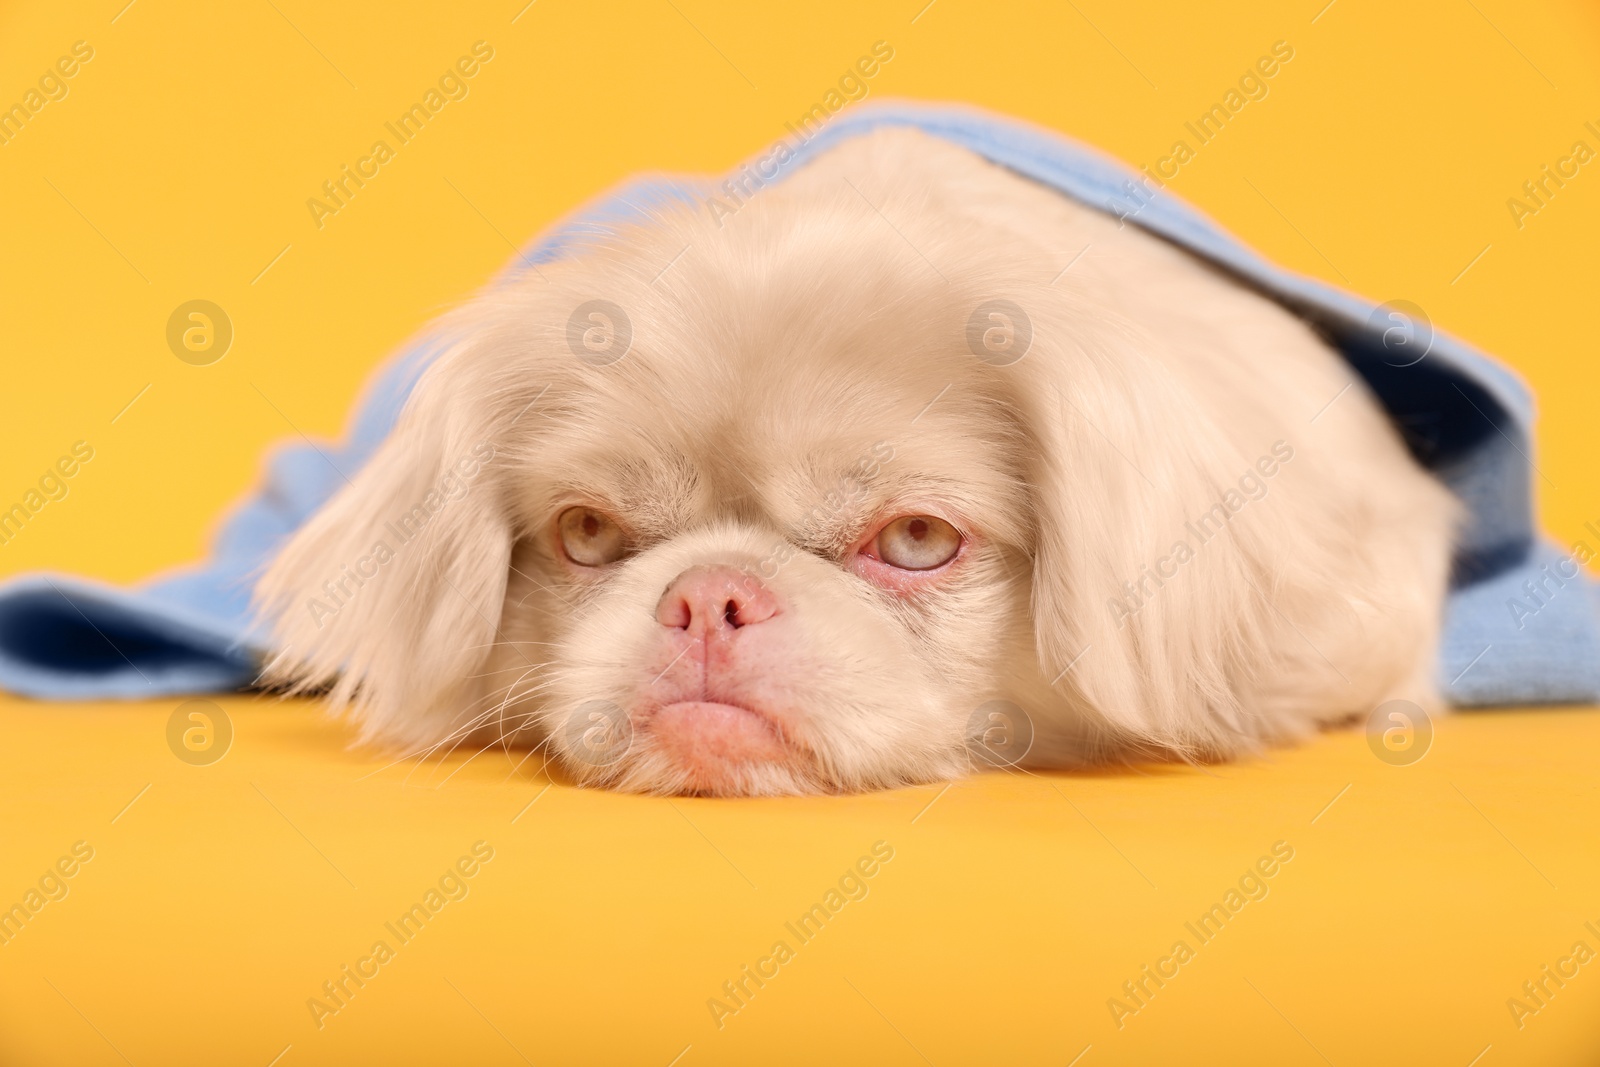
<box><xmin>649</xmin><ymin>699</ymin><xmax>775</xmax><ymax>732</ymax></box>
<box><xmin>643</xmin><ymin>699</ymin><xmax>795</xmax><ymax>758</ymax></box>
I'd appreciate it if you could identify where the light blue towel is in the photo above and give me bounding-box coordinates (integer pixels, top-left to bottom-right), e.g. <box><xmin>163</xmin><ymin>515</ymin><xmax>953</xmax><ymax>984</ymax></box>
<box><xmin>2</xmin><ymin>101</ymin><xmax>1594</xmax><ymax>706</ymax></box>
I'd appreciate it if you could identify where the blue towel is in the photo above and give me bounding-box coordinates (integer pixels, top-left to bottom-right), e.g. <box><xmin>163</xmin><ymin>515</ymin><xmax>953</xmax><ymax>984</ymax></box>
<box><xmin>2</xmin><ymin>101</ymin><xmax>1595</xmax><ymax>706</ymax></box>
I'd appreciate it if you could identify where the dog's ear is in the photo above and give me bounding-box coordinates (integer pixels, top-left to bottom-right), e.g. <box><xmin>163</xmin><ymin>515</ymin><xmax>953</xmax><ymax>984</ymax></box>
<box><xmin>254</xmin><ymin>342</ymin><xmax>515</xmax><ymax>746</ymax></box>
<box><xmin>1011</xmin><ymin>297</ymin><xmax>1300</xmax><ymax>754</ymax></box>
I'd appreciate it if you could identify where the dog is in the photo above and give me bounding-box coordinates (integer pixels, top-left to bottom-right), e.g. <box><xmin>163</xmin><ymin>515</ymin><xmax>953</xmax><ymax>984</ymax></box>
<box><xmin>255</xmin><ymin>127</ymin><xmax>1457</xmax><ymax>796</ymax></box>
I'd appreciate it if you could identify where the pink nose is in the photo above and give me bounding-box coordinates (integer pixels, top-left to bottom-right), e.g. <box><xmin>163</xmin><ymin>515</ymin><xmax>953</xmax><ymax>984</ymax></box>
<box><xmin>656</xmin><ymin>566</ymin><xmax>780</xmax><ymax>631</ymax></box>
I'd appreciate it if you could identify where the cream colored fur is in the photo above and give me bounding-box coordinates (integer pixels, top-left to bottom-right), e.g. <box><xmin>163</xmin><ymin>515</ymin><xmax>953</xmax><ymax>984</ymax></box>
<box><xmin>254</xmin><ymin>128</ymin><xmax>1458</xmax><ymax>795</ymax></box>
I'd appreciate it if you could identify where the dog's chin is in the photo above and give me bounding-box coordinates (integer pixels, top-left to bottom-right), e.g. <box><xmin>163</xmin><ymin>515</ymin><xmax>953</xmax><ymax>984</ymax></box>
<box><xmin>650</xmin><ymin>701</ymin><xmax>787</xmax><ymax>761</ymax></box>
<box><xmin>625</xmin><ymin>699</ymin><xmax>812</xmax><ymax>796</ymax></box>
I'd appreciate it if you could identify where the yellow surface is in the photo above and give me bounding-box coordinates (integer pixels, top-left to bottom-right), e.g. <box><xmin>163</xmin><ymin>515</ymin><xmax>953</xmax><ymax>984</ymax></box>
<box><xmin>1</xmin><ymin>0</ymin><xmax>1598</xmax><ymax>1063</ymax></box>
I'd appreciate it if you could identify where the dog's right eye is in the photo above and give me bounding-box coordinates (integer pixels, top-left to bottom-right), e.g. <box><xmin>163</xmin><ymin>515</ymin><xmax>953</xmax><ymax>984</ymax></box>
<box><xmin>557</xmin><ymin>507</ymin><xmax>627</xmax><ymax>566</ymax></box>
<box><xmin>874</xmin><ymin>515</ymin><xmax>962</xmax><ymax>570</ymax></box>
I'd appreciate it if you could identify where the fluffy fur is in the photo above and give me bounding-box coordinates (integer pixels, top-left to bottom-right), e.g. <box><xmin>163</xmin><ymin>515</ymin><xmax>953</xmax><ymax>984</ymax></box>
<box><xmin>254</xmin><ymin>128</ymin><xmax>1458</xmax><ymax>795</ymax></box>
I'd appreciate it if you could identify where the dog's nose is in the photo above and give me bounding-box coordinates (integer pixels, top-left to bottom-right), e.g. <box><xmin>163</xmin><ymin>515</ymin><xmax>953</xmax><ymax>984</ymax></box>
<box><xmin>656</xmin><ymin>565</ymin><xmax>779</xmax><ymax>631</ymax></box>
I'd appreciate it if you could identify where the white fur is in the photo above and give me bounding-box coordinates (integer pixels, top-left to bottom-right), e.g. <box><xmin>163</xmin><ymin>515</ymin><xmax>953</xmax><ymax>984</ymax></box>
<box><xmin>254</xmin><ymin>129</ymin><xmax>1458</xmax><ymax>795</ymax></box>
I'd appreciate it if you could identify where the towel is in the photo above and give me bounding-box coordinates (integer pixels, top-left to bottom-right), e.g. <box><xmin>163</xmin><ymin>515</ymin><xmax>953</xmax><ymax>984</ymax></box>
<box><xmin>2</xmin><ymin>101</ymin><xmax>1595</xmax><ymax>706</ymax></box>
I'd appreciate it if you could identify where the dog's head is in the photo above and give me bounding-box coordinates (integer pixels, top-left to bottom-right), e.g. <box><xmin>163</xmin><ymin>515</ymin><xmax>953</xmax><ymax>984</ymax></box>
<box><xmin>256</xmin><ymin>130</ymin><xmax>1285</xmax><ymax>794</ymax></box>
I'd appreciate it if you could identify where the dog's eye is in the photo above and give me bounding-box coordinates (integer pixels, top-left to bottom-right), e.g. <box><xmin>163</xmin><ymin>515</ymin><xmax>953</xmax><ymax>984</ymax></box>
<box><xmin>558</xmin><ymin>507</ymin><xmax>627</xmax><ymax>566</ymax></box>
<box><xmin>875</xmin><ymin>515</ymin><xmax>962</xmax><ymax>570</ymax></box>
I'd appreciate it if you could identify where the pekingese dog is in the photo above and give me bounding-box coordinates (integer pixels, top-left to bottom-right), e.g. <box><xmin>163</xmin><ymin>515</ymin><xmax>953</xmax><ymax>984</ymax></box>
<box><xmin>256</xmin><ymin>128</ymin><xmax>1456</xmax><ymax>796</ymax></box>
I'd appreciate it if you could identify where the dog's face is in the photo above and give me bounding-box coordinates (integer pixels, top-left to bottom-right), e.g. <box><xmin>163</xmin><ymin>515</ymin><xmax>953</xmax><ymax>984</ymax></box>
<box><xmin>490</xmin><ymin>270</ymin><xmax>1038</xmax><ymax>794</ymax></box>
<box><xmin>257</xmin><ymin>129</ymin><xmax>1316</xmax><ymax>794</ymax></box>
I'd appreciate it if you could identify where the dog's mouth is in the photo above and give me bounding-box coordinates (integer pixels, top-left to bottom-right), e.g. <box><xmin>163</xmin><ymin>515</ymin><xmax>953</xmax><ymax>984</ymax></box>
<box><xmin>644</xmin><ymin>700</ymin><xmax>790</xmax><ymax>764</ymax></box>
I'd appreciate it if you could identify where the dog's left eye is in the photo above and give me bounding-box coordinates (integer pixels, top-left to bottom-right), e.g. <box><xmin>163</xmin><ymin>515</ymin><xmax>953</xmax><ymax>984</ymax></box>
<box><xmin>558</xmin><ymin>507</ymin><xmax>627</xmax><ymax>566</ymax></box>
<box><xmin>873</xmin><ymin>515</ymin><xmax>962</xmax><ymax>570</ymax></box>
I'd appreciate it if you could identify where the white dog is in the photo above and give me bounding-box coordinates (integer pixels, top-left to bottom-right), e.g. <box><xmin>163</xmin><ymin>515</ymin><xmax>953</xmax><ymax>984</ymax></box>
<box><xmin>256</xmin><ymin>128</ymin><xmax>1457</xmax><ymax>795</ymax></box>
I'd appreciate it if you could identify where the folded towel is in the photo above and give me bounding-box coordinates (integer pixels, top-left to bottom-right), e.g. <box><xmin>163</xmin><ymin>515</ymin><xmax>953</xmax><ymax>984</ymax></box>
<box><xmin>2</xmin><ymin>101</ymin><xmax>1594</xmax><ymax>705</ymax></box>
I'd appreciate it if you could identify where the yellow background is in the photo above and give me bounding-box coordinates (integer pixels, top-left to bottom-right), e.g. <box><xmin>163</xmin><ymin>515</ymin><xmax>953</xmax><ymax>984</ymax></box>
<box><xmin>1</xmin><ymin>0</ymin><xmax>1597</xmax><ymax>1063</ymax></box>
